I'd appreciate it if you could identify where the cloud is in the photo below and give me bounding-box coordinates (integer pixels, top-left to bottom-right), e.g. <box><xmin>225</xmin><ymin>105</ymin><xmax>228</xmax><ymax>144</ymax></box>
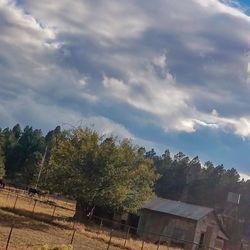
<box><xmin>2</xmin><ymin>0</ymin><xmax>250</xmax><ymax>149</ymax></box>
<box><xmin>102</xmin><ymin>53</ymin><xmax>250</xmax><ymax>137</ymax></box>
<box><xmin>0</xmin><ymin>0</ymin><xmax>98</xmax><ymax>120</ymax></box>
<box><xmin>0</xmin><ymin>90</ymin><xmax>131</xmax><ymax>138</ymax></box>
<box><xmin>239</xmin><ymin>172</ymin><xmax>250</xmax><ymax>180</ymax></box>
<box><xmin>195</xmin><ymin>0</ymin><xmax>248</xmax><ymax>19</ymax></box>
<box><xmin>17</xmin><ymin>0</ymin><xmax>150</xmax><ymax>44</ymax></box>
<box><xmin>152</xmin><ymin>52</ymin><xmax>167</xmax><ymax>69</ymax></box>
<box><xmin>103</xmin><ymin>76</ymin><xmax>129</xmax><ymax>98</ymax></box>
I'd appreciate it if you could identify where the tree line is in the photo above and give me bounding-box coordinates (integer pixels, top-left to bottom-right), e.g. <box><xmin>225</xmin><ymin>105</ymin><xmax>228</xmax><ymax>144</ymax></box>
<box><xmin>0</xmin><ymin>124</ymin><xmax>250</xmax><ymax>240</ymax></box>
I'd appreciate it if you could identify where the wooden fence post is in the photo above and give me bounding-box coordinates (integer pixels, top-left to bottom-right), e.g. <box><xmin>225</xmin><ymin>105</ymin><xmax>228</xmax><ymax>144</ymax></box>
<box><xmin>12</xmin><ymin>195</ymin><xmax>18</xmax><ymax>209</ymax></box>
<box><xmin>99</xmin><ymin>218</ymin><xmax>103</xmax><ymax>231</ymax></box>
<box><xmin>141</xmin><ymin>238</ymin><xmax>145</xmax><ymax>250</ymax></box>
<box><xmin>72</xmin><ymin>220</ymin><xmax>76</xmax><ymax>230</ymax></box>
<box><xmin>5</xmin><ymin>224</ymin><xmax>14</xmax><ymax>250</ymax></box>
<box><xmin>157</xmin><ymin>235</ymin><xmax>161</xmax><ymax>250</ymax></box>
<box><xmin>107</xmin><ymin>230</ymin><xmax>113</xmax><ymax>250</ymax></box>
<box><xmin>124</xmin><ymin>226</ymin><xmax>130</xmax><ymax>247</ymax></box>
<box><xmin>70</xmin><ymin>229</ymin><xmax>76</xmax><ymax>245</ymax></box>
<box><xmin>51</xmin><ymin>205</ymin><xmax>56</xmax><ymax>220</ymax></box>
<box><xmin>31</xmin><ymin>200</ymin><xmax>37</xmax><ymax>216</ymax></box>
<box><xmin>5</xmin><ymin>189</ymin><xmax>10</xmax><ymax>203</ymax></box>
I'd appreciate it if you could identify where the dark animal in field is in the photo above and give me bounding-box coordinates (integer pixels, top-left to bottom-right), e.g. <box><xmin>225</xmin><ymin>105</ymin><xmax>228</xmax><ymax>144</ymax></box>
<box><xmin>28</xmin><ymin>187</ymin><xmax>39</xmax><ymax>196</ymax></box>
<box><xmin>0</xmin><ymin>179</ymin><xmax>5</xmax><ymax>188</ymax></box>
<box><xmin>28</xmin><ymin>187</ymin><xmax>48</xmax><ymax>196</ymax></box>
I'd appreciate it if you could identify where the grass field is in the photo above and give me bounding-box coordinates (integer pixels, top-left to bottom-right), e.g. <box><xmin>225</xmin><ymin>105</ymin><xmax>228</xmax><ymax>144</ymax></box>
<box><xmin>0</xmin><ymin>208</ymin><xmax>117</xmax><ymax>250</ymax></box>
<box><xmin>0</xmin><ymin>188</ymin><xmax>180</xmax><ymax>250</ymax></box>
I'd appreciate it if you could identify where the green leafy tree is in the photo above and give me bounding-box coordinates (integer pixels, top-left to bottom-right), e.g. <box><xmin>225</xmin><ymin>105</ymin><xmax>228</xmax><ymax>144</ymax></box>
<box><xmin>47</xmin><ymin>127</ymin><xmax>157</xmax><ymax>221</ymax></box>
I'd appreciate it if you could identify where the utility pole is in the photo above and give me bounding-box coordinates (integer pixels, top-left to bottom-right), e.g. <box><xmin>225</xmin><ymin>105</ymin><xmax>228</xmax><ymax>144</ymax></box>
<box><xmin>35</xmin><ymin>145</ymin><xmax>48</xmax><ymax>189</ymax></box>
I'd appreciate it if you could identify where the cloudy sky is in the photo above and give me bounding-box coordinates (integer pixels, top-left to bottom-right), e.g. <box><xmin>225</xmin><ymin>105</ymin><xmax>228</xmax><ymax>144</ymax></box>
<box><xmin>1</xmin><ymin>0</ymin><xmax>250</xmax><ymax>176</ymax></box>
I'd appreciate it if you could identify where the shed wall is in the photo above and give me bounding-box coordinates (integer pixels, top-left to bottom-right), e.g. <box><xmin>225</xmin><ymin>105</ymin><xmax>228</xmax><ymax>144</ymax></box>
<box><xmin>194</xmin><ymin>213</ymin><xmax>225</xmax><ymax>250</ymax></box>
<box><xmin>137</xmin><ymin>210</ymin><xmax>197</xmax><ymax>250</ymax></box>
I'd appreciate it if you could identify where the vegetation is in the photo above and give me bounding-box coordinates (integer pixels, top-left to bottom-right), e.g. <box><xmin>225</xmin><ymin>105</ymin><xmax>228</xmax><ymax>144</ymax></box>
<box><xmin>0</xmin><ymin>124</ymin><xmax>250</xmax><ymax>241</ymax></box>
<box><xmin>46</xmin><ymin>128</ymin><xmax>157</xmax><ymax>219</ymax></box>
<box><xmin>0</xmin><ymin>153</ymin><xmax>5</xmax><ymax>178</ymax></box>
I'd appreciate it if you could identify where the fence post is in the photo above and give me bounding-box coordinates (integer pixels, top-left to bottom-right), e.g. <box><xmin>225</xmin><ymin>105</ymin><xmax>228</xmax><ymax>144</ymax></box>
<box><xmin>107</xmin><ymin>229</ymin><xmax>113</xmax><ymax>250</ymax></box>
<box><xmin>32</xmin><ymin>200</ymin><xmax>37</xmax><ymax>216</ymax></box>
<box><xmin>141</xmin><ymin>238</ymin><xmax>145</xmax><ymax>250</ymax></box>
<box><xmin>72</xmin><ymin>220</ymin><xmax>76</xmax><ymax>230</ymax></box>
<box><xmin>99</xmin><ymin>218</ymin><xmax>103</xmax><ymax>232</ymax></box>
<box><xmin>157</xmin><ymin>235</ymin><xmax>161</xmax><ymax>250</ymax></box>
<box><xmin>70</xmin><ymin>229</ymin><xmax>76</xmax><ymax>245</ymax></box>
<box><xmin>167</xmin><ymin>238</ymin><xmax>171</xmax><ymax>250</ymax></box>
<box><xmin>5</xmin><ymin>224</ymin><xmax>14</xmax><ymax>250</ymax></box>
<box><xmin>6</xmin><ymin>189</ymin><xmax>10</xmax><ymax>203</ymax></box>
<box><xmin>51</xmin><ymin>205</ymin><xmax>56</xmax><ymax>220</ymax></box>
<box><xmin>12</xmin><ymin>194</ymin><xmax>18</xmax><ymax>209</ymax></box>
<box><xmin>124</xmin><ymin>226</ymin><xmax>130</xmax><ymax>247</ymax></box>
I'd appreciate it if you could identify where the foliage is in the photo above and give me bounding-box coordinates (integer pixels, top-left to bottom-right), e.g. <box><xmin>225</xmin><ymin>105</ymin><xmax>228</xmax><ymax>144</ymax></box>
<box><xmin>0</xmin><ymin>153</ymin><xmax>5</xmax><ymax>178</ymax></box>
<box><xmin>47</xmin><ymin>128</ymin><xmax>157</xmax><ymax>216</ymax></box>
<box><xmin>0</xmin><ymin>125</ymin><xmax>46</xmax><ymax>185</ymax></box>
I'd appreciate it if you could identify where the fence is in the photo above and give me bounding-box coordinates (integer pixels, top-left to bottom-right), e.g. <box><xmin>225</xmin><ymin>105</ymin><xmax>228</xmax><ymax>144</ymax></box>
<box><xmin>0</xmin><ymin>187</ymin><xmax>219</xmax><ymax>250</ymax></box>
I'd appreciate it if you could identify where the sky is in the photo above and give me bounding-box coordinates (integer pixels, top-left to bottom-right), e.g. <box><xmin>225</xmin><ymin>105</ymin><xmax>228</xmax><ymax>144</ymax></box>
<box><xmin>1</xmin><ymin>0</ymin><xmax>250</xmax><ymax>178</ymax></box>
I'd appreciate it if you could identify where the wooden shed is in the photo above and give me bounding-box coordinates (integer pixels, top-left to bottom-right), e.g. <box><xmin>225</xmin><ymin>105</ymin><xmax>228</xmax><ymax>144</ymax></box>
<box><xmin>137</xmin><ymin>197</ymin><xmax>228</xmax><ymax>250</ymax></box>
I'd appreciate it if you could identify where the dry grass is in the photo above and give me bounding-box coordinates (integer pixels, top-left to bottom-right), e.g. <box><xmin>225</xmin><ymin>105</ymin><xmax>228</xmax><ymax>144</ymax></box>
<box><xmin>0</xmin><ymin>188</ymin><xmax>75</xmax><ymax>221</ymax></box>
<box><xmin>38</xmin><ymin>244</ymin><xmax>73</xmax><ymax>250</ymax></box>
<box><xmin>0</xmin><ymin>208</ymin><xmax>118</xmax><ymax>250</ymax></box>
<box><xmin>0</xmin><ymin>188</ymin><xmax>179</xmax><ymax>250</ymax></box>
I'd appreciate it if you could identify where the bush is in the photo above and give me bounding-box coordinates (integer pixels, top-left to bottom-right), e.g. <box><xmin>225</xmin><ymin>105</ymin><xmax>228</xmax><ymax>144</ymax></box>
<box><xmin>38</xmin><ymin>244</ymin><xmax>73</xmax><ymax>250</ymax></box>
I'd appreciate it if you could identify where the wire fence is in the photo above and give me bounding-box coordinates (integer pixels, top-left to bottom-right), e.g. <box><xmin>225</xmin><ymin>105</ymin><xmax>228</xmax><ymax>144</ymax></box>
<box><xmin>0</xmin><ymin>187</ymin><xmax>222</xmax><ymax>250</ymax></box>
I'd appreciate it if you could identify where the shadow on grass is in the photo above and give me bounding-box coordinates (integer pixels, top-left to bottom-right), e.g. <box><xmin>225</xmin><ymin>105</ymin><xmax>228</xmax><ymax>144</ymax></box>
<box><xmin>0</xmin><ymin>208</ymin><xmax>135</xmax><ymax>250</ymax></box>
<box><xmin>0</xmin><ymin>207</ymin><xmax>75</xmax><ymax>231</ymax></box>
<box><xmin>0</xmin><ymin>208</ymin><xmax>51</xmax><ymax>232</ymax></box>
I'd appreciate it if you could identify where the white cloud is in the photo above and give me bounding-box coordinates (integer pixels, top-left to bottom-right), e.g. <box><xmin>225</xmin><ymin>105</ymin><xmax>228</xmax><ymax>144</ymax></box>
<box><xmin>195</xmin><ymin>0</ymin><xmax>248</xmax><ymax>19</ymax></box>
<box><xmin>2</xmin><ymin>0</ymin><xmax>250</xmax><ymax>144</ymax></box>
<box><xmin>102</xmin><ymin>52</ymin><xmax>250</xmax><ymax>138</ymax></box>
<box><xmin>0</xmin><ymin>0</ymin><xmax>98</xmax><ymax>113</ymax></box>
<box><xmin>229</xmin><ymin>117</ymin><xmax>250</xmax><ymax>138</ymax></box>
<box><xmin>103</xmin><ymin>76</ymin><xmax>129</xmax><ymax>97</ymax></box>
<box><xmin>18</xmin><ymin>0</ymin><xmax>150</xmax><ymax>44</ymax></box>
<box><xmin>103</xmin><ymin>61</ymin><xmax>189</xmax><ymax>116</ymax></box>
<box><xmin>152</xmin><ymin>52</ymin><xmax>167</xmax><ymax>69</ymax></box>
<box><xmin>212</xmin><ymin>109</ymin><xmax>219</xmax><ymax>116</ymax></box>
<box><xmin>239</xmin><ymin>172</ymin><xmax>250</xmax><ymax>180</ymax></box>
<box><xmin>0</xmin><ymin>91</ymin><xmax>130</xmax><ymax>137</ymax></box>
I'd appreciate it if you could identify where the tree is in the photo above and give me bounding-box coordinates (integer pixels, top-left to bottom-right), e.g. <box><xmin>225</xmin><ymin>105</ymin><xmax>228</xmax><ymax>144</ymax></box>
<box><xmin>0</xmin><ymin>152</ymin><xmax>5</xmax><ymax>178</ymax></box>
<box><xmin>21</xmin><ymin>152</ymin><xmax>43</xmax><ymax>185</ymax></box>
<box><xmin>155</xmin><ymin>152</ymin><xmax>190</xmax><ymax>200</ymax></box>
<box><xmin>12</xmin><ymin>126</ymin><xmax>45</xmax><ymax>181</ymax></box>
<box><xmin>12</xmin><ymin>124</ymin><xmax>21</xmax><ymax>140</ymax></box>
<box><xmin>47</xmin><ymin>127</ymin><xmax>157</xmax><ymax>221</ymax></box>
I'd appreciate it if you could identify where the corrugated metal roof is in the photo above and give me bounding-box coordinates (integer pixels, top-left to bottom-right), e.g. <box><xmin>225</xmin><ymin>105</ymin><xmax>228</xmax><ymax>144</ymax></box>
<box><xmin>141</xmin><ymin>197</ymin><xmax>213</xmax><ymax>221</ymax></box>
